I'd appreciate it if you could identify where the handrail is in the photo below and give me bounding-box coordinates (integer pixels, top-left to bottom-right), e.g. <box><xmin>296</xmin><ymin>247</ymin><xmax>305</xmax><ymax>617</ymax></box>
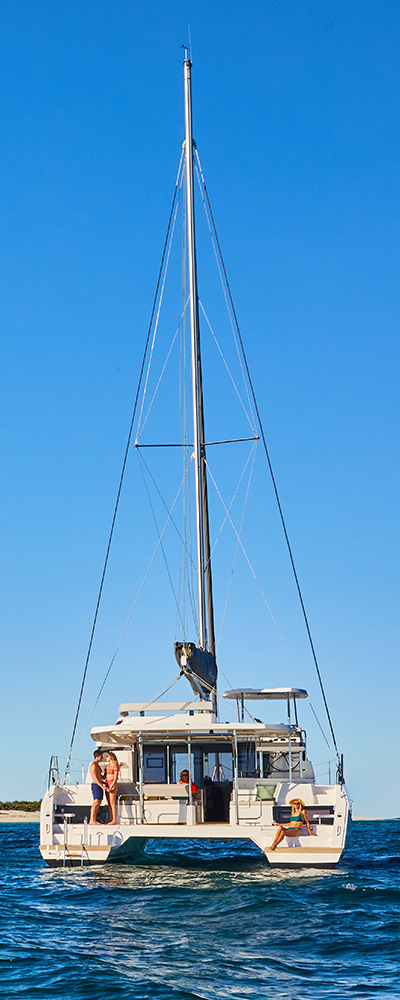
<box><xmin>48</xmin><ymin>755</ymin><xmax>60</xmax><ymax>789</ymax></box>
<box><xmin>235</xmin><ymin>789</ymin><xmax>275</xmax><ymax>822</ymax></box>
<box><xmin>139</xmin><ymin>733</ymin><xmax>144</xmax><ymax>824</ymax></box>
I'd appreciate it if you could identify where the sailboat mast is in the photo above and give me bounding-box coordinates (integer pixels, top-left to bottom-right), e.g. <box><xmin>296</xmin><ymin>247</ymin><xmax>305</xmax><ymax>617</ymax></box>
<box><xmin>183</xmin><ymin>56</ymin><xmax>214</xmax><ymax>659</ymax></box>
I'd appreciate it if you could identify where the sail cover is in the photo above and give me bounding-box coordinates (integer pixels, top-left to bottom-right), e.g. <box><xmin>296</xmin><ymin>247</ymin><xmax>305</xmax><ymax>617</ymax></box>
<box><xmin>174</xmin><ymin>641</ymin><xmax>217</xmax><ymax>700</ymax></box>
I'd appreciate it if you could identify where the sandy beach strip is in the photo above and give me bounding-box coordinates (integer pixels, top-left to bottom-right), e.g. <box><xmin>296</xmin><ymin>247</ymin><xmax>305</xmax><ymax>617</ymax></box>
<box><xmin>0</xmin><ymin>810</ymin><xmax>40</xmax><ymax>823</ymax></box>
<box><xmin>352</xmin><ymin>816</ymin><xmax>386</xmax><ymax>821</ymax></box>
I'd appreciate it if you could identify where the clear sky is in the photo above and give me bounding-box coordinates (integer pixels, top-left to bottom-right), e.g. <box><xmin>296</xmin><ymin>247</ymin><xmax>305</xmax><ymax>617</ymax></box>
<box><xmin>1</xmin><ymin>1</ymin><xmax>398</xmax><ymax>816</ymax></box>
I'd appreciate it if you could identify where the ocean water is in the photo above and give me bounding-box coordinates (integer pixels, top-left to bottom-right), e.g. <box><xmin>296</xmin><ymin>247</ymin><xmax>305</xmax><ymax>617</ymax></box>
<box><xmin>0</xmin><ymin>822</ymin><xmax>399</xmax><ymax>999</ymax></box>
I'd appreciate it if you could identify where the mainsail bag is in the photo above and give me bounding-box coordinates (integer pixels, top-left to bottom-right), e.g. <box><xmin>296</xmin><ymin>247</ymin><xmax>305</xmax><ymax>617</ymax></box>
<box><xmin>174</xmin><ymin>641</ymin><xmax>217</xmax><ymax>700</ymax></box>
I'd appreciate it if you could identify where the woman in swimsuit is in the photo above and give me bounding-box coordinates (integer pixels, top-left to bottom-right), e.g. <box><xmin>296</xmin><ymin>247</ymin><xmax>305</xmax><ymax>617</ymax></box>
<box><xmin>104</xmin><ymin>751</ymin><xmax>120</xmax><ymax>825</ymax></box>
<box><xmin>269</xmin><ymin>798</ymin><xmax>315</xmax><ymax>851</ymax></box>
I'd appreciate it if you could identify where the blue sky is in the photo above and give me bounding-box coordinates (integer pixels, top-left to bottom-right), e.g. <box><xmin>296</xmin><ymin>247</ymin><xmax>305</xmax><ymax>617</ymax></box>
<box><xmin>0</xmin><ymin>1</ymin><xmax>398</xmax><ymax>816</ymax></box>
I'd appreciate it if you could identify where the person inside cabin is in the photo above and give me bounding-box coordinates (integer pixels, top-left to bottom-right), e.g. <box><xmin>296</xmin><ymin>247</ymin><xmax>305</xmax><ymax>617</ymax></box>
<box><xmin>104</xmin><ymin>751</ymin><xmax>120</xmax><ymax>825</ymax></box>
<box><xmin>178</xmin><ymin>769</ymin><xmax>198</xmax><ymax>795</ymax></box>
<box><xmin>269</xmin><ymin>797</ymin><xmax>316</xmax><ymax>851</ymax></box>
<box><xmin>89</xmin><ymin>749</ymin><xmax>104</xmax><ymax>825</ymax></box>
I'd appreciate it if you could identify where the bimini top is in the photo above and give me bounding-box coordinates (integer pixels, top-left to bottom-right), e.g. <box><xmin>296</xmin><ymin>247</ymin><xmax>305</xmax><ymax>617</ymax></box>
<box><xmin>223</xmin><ymin>687</ymin><xmax>308</xmax><ymax>701</ymax></box>
<box><xmin>90</xmin><ymin>716</ymin><xmax>293</xmax><ymax>744</ymax></box>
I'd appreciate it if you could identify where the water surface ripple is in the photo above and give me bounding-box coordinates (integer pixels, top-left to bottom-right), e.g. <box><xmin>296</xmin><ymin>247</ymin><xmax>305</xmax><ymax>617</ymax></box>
<box><xmin>1</xmin><ymin>821</ymin><xmax>399</xmax><ymax>999</ymax></box>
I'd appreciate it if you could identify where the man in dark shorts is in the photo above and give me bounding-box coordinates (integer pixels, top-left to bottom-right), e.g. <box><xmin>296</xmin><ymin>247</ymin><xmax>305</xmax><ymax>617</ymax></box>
<box><xmin>89</xmin><ymin>748</ymin><xmax>104</xmax><ymax>824</ymax></box>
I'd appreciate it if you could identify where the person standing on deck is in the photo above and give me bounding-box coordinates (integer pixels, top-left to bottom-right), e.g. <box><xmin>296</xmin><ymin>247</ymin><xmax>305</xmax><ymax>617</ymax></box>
<box><xmin>89</xmin><ymin>749</ymin><xmax>104</xmax><ymax>825</ymax></box>
<box><xmin>104</xmin><ymin>751</ymin><xmax>120</xmax><ymax>825</ymax></box>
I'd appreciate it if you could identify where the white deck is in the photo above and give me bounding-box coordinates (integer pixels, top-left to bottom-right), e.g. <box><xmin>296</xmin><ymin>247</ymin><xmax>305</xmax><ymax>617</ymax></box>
<box><xmin>40</xmin><ymin>774</ymin><xmax>349</xmax><ymax>868</ymax></box>
<box><xmin>41</xmin><ymin>693</ymin><xmax>349</xmax><ymax>868</ymax></box>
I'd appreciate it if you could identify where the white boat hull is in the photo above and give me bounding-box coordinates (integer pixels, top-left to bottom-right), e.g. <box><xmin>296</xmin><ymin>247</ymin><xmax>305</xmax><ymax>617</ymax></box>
<box><xmin>40</xmin><ymin>784</ymin><xmax>349</xmax><ymax>869</ymax></box>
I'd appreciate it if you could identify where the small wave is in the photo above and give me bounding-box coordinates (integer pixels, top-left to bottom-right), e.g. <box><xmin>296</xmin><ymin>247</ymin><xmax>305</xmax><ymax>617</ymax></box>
<box><xmin>1</xmin><ymin>824</ymin><xmax>400</xmax><ymax>999</ymax></box>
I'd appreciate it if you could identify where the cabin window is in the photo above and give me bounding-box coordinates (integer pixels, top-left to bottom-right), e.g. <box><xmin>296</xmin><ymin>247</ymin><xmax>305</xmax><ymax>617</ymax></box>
<box><xmin>238</xmin><ymin>741</ymin><xmax>257</xmax><ymax>777</ymax></box>
<box><xmin>143</xmin><ymin>748</ymin><xmax>167</xmax><ymax>783</ymax></box>
<box><xmin>260</xmin><ymin>752</ymin><xmax>272</xmax><ymax>778</ymax></box>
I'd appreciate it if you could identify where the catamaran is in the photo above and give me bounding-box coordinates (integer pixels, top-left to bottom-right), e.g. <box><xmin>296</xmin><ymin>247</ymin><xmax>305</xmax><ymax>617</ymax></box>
<box><xmin>40</xmin><ymin>55</ymin><xmax>349</xmax><ymax>868</ymax></box>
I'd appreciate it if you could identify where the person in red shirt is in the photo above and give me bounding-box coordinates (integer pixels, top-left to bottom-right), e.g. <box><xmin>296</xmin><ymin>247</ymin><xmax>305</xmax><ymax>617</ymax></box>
<box><xmin>178</xmin><ymin>769</ymin><xmax>198</xmax><ymax>795</ymax></box>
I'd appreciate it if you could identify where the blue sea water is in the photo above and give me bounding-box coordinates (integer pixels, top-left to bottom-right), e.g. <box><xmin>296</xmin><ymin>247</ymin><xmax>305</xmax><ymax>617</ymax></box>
<box><xmin>0</xmin><ymin>822</ymin><xmax>399</xmax><ymax>999</ymax></box>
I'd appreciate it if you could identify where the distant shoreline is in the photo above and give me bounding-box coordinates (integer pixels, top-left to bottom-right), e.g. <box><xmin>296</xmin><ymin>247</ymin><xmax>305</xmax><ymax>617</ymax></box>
<box><xmin>0</xmin><ymin>810</ymin><xmax>40</xmax><ymax>823</ymax></box>
<box><xmin>352</xmin><ymin>816</ymin><xmax>394</xmax><ymax>821</ymax></box>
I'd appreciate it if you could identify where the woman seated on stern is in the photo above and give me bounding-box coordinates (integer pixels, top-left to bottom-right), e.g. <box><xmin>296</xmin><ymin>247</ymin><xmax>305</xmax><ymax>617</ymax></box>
<box><xmin>269</xmin><ymin>798</ymin><xmax>316</xmax><ymax>851</ymax></box>
<box><xmin>178</xmin><ymin>769</ymin><xmax>198</xmax><ymax>796</ymax></box>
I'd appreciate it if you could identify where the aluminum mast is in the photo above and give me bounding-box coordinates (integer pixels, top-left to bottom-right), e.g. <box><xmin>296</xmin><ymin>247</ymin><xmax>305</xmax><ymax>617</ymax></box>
<box><xmin>183</xmin><ymin>56</ymin><xmax>216</xmax><ymax>674</ymax></box>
